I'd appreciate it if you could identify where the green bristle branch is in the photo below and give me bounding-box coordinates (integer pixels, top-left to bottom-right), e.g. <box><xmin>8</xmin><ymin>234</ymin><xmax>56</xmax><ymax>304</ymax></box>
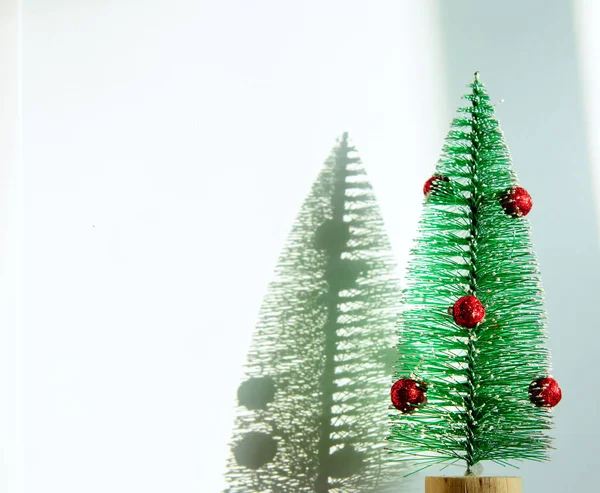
<box><xmin>388</xmin><ymin>73</ymin><xmax>557</xmax><ymax>475</ymax></box>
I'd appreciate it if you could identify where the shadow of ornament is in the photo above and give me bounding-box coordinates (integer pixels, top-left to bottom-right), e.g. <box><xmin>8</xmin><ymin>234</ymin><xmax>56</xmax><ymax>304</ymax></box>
<box><xmin>237</xmin><ymin>376</ymin><xmax>276</xmax><ymax>411</ymax></box>
<box><xmin>233</xmin><ymin>432</ymin><xmax>278</xmax><ymax>470</ymax></box>
<box><xmin>314</xmin><ymin>219</ymin><xmax>351</xmax><ymax>252</ymax></box>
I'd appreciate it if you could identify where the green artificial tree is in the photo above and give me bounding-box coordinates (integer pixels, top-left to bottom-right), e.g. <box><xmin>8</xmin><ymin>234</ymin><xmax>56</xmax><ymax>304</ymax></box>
<box><xmin>387</xmin><ymin>73</ymin><xmax>562</xmax><ymax>484</ymax></box>
<box><xmin>224</xmin><ymin>133</ymin><xmax>402</xmax><ymax>493</ymax></box>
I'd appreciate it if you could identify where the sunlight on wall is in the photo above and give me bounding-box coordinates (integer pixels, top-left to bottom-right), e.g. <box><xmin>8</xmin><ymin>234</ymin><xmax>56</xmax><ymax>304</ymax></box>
<box><xmin>574</xmin><ymin>0</ymin><xmax>600</xmax><ymax>247</ymax></box>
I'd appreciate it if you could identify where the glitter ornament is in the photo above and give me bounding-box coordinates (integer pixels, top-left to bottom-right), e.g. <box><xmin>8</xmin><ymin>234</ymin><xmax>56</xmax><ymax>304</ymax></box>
<box><xmin>237</xmin><ymin>376</ymin><xmax>276</xmax><ymax>410</ymax></box>
<box><xmin>529</xmin><ymin>377</ymin><xmax>562</xmax><ymax>408</ymax></box>
<box><xmin>423</xmin><ymin>175</ymin><xmax>449</xmax><ymax>195</ymax></box>
<box><xmin>452</xmin><ymin>295</ymin><xmax>485</xmax><ymax>328</ymax></box>
<box><xmin>501</xmin><ymin>186</ymin><xmax>533</xmax><ymax>217</ymax></box>
<box><xmin>233</xmin><ymin>432</ymin><xmax>277</xmax><ymax>469</ymax></box>
<box><xmin>391</xmin><ymin>378</ymin><xmax>427</xmax><ymax>414</ymax></box>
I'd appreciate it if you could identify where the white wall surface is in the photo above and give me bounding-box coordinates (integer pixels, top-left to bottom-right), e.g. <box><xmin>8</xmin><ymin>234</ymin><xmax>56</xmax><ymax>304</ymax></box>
<box><xmin>21</xmin><ymin>1</ymin><xmax>446</xmax><ymax>491</ymax></box>
<box><xmin>0</xmin><ymin>1</ymin><xmax>21</xmax><ymax>492</ymax></box>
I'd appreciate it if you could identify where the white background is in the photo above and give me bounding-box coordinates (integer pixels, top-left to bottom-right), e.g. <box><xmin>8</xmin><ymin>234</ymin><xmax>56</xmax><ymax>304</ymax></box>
<box><xmin>0</xmin><ymin>0</ymin><xmax>20</xmax><ymax>491</ymax></box>
<box><xmin>20</xmin><ymin>1</ymin><xmax>445</xmax><ymax>492</ymax></box>
<box><xmin>0</xmin><ymin>0</ymin><xmax>597</xmax><ymax>492</ymax></box>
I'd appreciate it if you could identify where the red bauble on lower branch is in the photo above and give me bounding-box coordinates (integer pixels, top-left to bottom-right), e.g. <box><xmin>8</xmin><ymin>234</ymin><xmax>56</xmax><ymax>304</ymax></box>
<box><xmin>423</xmin><ymin>175</ymin><xmax>449</xmax><ymax>195</ymax></box>
<box><xmin>391</xmin><ymin>378</ymin><xmax>427</xmax><ymax>414</ymax></box>
<box><xmin>501</xmin><ymin>186</ymin><xmax>533</xmax><ymax>217</ymax></box>
<box><xmin>529</xmin><ymin>377</ymin><xmax>562</xmax><ymax>407</ymax></box>
<box><xmin>452</xmin><ymin>295</ymin><xmax>485</xmax><ymax>328</ymax></box>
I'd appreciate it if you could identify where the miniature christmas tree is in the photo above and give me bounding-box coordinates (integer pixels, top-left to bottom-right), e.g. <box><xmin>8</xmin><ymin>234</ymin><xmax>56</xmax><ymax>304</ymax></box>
<box><xmin>224</xmin><ymin>133</ymin><xmax>402</xmax><ymax>492</ymax></box>
<box><xmin>387</xmin><ymin>73</ymin><xmax>562</xmax><ymax>480</ymax></box>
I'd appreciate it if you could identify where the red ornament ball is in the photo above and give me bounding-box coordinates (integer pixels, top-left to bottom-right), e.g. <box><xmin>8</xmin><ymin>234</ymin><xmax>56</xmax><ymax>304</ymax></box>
<box><xmin>452</xmin><ymin>295</ymin><xmax>485</xmax><ymax>328</ymax></box>
<box><xmin>391</xmin><ymin>378</ymin><xmax>427</xmax><ymax>414</ymax></box>
<box><xmin>529</xmin><ymin>377</ymin><xmax>562</xmax><ymax>408</ymax></box>
<box><xmin>501</xmin><ymin>186</ymin><xmax>533</xmax><ymax>217</ymax></box>
<box><xmin>423</xmin><ymin>175</ymin><xmax>449</xmax><ymax>195</ymax></box>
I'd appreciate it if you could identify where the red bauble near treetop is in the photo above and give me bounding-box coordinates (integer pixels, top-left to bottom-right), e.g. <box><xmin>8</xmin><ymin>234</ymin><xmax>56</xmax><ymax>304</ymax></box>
<box><xmin>423</xmin><ymin>175</ymin><xmax>449</xmax><ymax>195</ymax></box>
<box><xmin>452</xmin><ymin>295</ymin><xmax>485</xmax><ymax>328</ymax></box>
<box><xmin>391</xmin><ymin>378</ymin><xmax>427</xmax><ymax>414</ymax></box>
<box><xmin>529</xmin><ymin>377</ymin><xmax>562</xmax><ymax>408</ymax></box>
<box><xmin>501</xmin><ymin>186</ymin><xmax>533</xmax><ymax>217</ymax></box>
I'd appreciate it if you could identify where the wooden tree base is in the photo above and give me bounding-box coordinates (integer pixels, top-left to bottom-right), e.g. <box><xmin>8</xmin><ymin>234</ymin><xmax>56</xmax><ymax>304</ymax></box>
<box><xmin>425</xmin><ymin>476</ymin><xmax>522</xmax><ymax>493</ymax></box>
